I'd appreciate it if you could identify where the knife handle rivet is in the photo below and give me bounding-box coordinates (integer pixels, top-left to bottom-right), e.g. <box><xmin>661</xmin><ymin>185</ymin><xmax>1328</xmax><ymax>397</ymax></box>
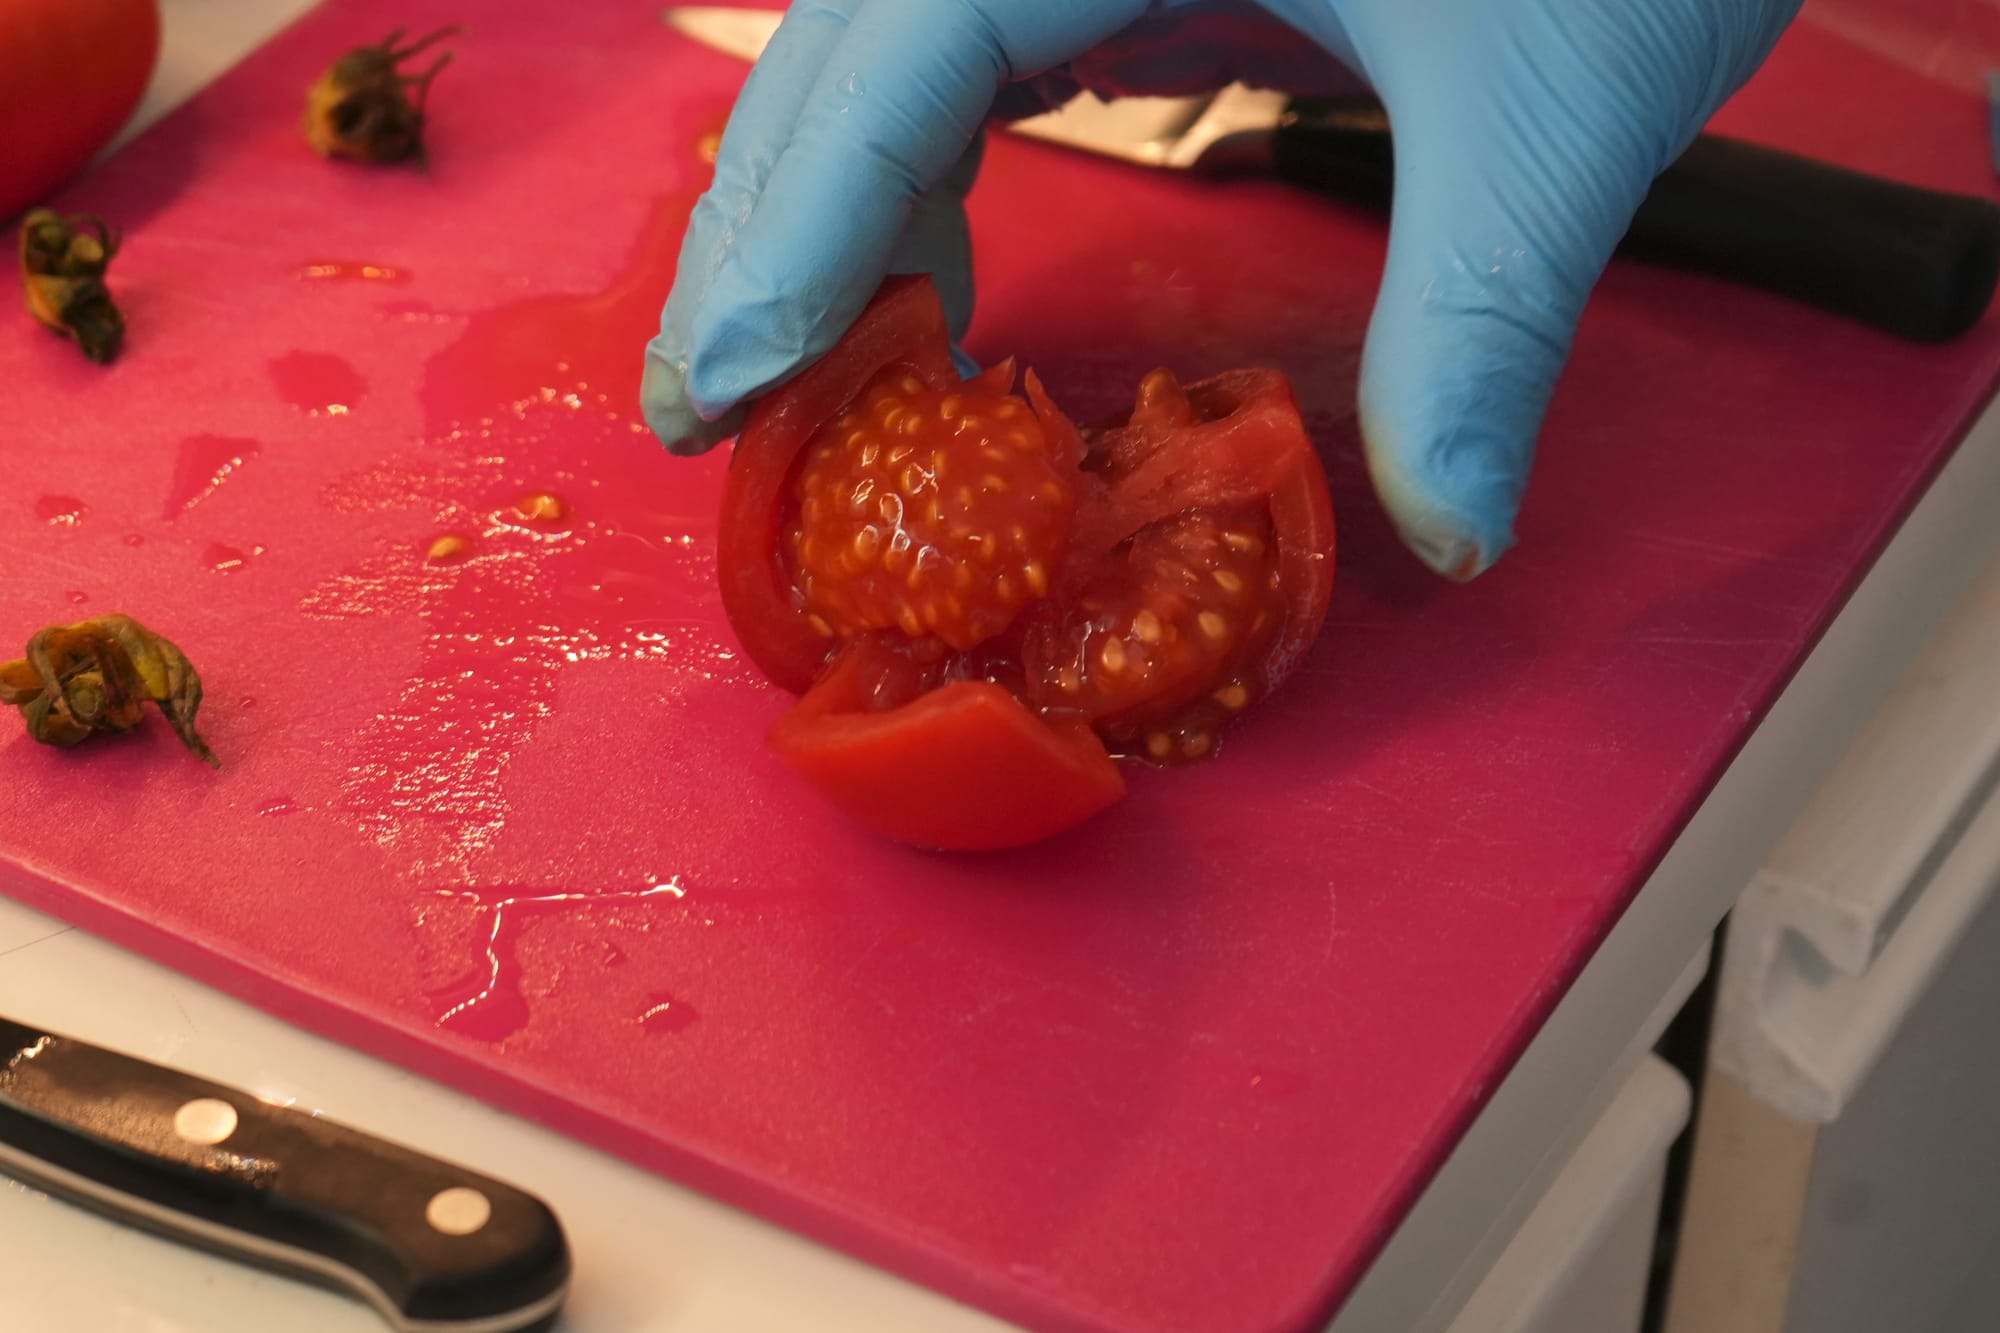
<box><xmin>425</xmin><ymin>1185</ymin><xmax>493</xmax><ymax>1236</ymax></box>
<box><xmin>171</xmin><ymin>1097</ymin><xmax>239</xmax><ymax>1146</ymax></box>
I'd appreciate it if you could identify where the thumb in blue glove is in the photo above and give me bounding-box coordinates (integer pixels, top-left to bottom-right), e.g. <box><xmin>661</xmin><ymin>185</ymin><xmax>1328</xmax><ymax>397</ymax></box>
<box><xmin>642</xmin><ymin>0</ymin><xmax>1802</xmax><ymax>579</ymax></box>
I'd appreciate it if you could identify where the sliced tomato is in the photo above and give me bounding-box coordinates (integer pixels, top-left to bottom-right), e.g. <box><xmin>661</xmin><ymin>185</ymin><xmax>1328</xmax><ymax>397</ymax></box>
<box><xmin>720</xmin><ymin>274</ymin><xmax>1336</xmax><ymax>850</ymax></box>
<box><xmin>770</xmin><ymin>638</ymin><xmax>1125</xmax><ymax>853</ymax></box>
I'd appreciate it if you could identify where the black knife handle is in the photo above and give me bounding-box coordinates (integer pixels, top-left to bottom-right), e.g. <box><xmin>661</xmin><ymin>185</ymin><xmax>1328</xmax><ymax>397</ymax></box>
<box><xmin>1270</xmin><ymin>96</ymin><xmax>2000</xmax><ymax>343</ymax></box>
<box><xmin>0</xmin><ymin>1020</ymin><xmax>569</xmax><ymax>1333</ymax></box>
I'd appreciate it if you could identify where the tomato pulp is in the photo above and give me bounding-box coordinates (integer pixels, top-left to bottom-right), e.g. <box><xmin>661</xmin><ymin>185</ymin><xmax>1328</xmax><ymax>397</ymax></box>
<box><xmin>719</xmin><ymin>275</ymin><xmax>1336</xmax><ymax>851</ymax></box>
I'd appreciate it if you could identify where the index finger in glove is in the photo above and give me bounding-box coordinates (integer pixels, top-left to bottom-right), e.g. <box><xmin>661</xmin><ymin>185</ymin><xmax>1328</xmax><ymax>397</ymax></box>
<box><xmin>678</xmin><ymin>0</ymin><xmax>1151</xmax><ymax>417</ymax></box>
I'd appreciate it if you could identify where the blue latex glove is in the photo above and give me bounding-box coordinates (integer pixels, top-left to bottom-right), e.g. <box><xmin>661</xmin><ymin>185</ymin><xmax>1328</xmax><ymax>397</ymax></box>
<box><xmin>643</xmin><ymin>0</ymin><xmax>1802</xmax><ymax>578</ymax></box>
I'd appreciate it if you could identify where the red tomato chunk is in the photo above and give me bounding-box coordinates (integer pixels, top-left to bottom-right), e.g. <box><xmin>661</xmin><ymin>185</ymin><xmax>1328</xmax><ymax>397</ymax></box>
<box><xmin>717</xmin><ymin>276</ymin><xmax>1336</xmax><ymax>851</ymax></box>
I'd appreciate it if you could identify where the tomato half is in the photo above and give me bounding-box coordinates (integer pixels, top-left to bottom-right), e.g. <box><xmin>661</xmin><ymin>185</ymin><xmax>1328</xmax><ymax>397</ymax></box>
<box><xmin>0</xmin><ymin>0</ymin><xmax>162</xmax><ymax>223</ymax></box>
<box><xmin>719</xmin><ymin>275</ymin><xmax>1336</xmax><ymax>851</ymax></box>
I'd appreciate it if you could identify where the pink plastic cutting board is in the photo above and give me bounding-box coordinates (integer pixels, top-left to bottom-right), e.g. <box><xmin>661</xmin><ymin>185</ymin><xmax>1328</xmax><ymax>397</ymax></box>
<box><xmin>4</xmin><ymin>4</ymin><xmax>1998</xmax><ymax>1332</ymax></box>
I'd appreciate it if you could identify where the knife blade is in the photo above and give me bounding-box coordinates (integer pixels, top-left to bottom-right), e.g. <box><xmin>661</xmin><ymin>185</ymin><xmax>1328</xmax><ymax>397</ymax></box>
<box><xmin>666</xmin><ymin>4</ymin><xmax>2000</xmax><ymax>343</ymax></box>
<box><xmin>0</xmin><ymin>1017</ymin><xmax>570</xmax><ymax>1333</ymax></box>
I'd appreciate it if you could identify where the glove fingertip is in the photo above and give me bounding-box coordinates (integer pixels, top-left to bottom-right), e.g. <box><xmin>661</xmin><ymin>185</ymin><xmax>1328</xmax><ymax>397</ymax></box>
<box><xmin>641</xmin><ymin>338</ymin><xmax>744</xmax><ymax>456</ymax></box>
<box><xmin>1358</xmin><ymin>353</ymin><xmax>1533</xmax><ymax>581</ymax></box>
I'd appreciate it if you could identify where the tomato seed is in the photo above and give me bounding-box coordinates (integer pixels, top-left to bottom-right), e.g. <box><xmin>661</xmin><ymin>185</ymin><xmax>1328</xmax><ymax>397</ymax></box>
<box><xmin>785</xmin><ymin>368</ymin><xmax>1072</xmax><ymax>650</ymax></box>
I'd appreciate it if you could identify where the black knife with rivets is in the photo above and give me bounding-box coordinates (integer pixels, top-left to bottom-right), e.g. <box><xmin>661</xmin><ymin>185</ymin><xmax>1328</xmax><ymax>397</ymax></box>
<box><xmin>0</xmin><ymin>1018</ymin><xmax>570</xmax><ymax>1333</ymax></box>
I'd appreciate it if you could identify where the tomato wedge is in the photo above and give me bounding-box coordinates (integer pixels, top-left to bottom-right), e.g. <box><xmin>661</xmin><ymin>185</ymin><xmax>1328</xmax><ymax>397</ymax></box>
<box><xmin>766</xmin><ymin>639</ymin><xmax>1126</xmax><ymax>852</ymax></box>
<box><xmin>719</xmin><ymin>274</ymin><xmax>1336</xmax><ymax>851</ymax></box>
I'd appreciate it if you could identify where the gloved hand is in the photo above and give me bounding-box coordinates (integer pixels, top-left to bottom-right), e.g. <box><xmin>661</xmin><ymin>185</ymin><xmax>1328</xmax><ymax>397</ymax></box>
<box><xmin>642</xmin><ymin>0</ymin><xmax>1802</xmax><ymax>579</ymax></box>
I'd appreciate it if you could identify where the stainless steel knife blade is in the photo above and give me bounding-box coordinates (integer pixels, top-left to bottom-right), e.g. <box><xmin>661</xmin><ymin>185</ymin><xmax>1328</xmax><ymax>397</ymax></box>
<box><xmin>663</xmin><ymin>5</ymin><xmax>1289</xmax><ymax>169</ymax></box>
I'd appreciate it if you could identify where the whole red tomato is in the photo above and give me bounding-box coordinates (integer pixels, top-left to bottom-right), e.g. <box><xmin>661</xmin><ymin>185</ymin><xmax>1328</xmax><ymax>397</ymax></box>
<box><xmin>0</xmin><ymin>0</ymin><xmax>162</xmax><ymax>222</ymax></box>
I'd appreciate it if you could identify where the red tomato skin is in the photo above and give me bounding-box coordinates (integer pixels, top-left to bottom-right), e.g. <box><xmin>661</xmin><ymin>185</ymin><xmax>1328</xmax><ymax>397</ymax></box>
<box><xmin>718</xmin><ymin>275</ymin><xmax>964</xmax><ymax>694</ymax></box>
<box><xmin>0</xmin><ymin>0</ymin><xmax>162</xmax><ymax>222</ymax></box>
<box><xmin>769</xmin><ymin>644</ymin><xmax>1126</xmax><ymax>852</ymax></box>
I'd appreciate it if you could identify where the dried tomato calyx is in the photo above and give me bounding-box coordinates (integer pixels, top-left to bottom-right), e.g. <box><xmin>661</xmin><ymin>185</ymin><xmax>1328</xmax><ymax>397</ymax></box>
<box><xmin>784</xmin><ymin>365</ymin><xmax>1076</xmax><ymax>651</ymax></box>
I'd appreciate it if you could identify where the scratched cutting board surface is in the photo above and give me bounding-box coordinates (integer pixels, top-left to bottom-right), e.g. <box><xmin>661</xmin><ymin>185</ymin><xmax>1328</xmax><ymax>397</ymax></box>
<box><xmin>5</xmin><ymin>3</ymin><xmax>1999</xmax><ymax>1332</ymax></box>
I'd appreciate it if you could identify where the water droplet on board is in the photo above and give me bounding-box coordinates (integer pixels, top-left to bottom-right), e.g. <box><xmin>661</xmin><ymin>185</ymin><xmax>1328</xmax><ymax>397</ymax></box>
<box><xmin>269</xmin><ymin>351</ymin><xmax>367</xmax><ymax>416</ymax></box>
<box><xmin>122</xmin><ymin>533</ymin><xmax>145</xmax><ymax>547</ymax></box>
<box><xmin>65</xmin><ymin>591</ymin><xmax>88</xmax><ymax>605</ymax></box>
<box><xmin>166</xmin><ymin>435</ymin><xmax>263</xmax><ymax>519</ymax></box>
<box><xmin>299</xmin><ymin>191</ymin><xmax>749</xmax><ymax>878</ymax></box>
<box><xmin>425</xmin><ymin>880</ymin><xmax>688</xmax><ymax>1042</ymax></box>
<box><xmin>34</xmin><ymin>495</ymin><xmax>85</xmax><ymax>526</ymax></box>
<box><xmin>257</xmin><ymin>797</ymin><xmax>298</xmax><ymax>817</ymax></box>
<box><xmin>637</xmin><ymin>994</ymin><xmax>698</xmax><ymax>1035</ymax></box>
<box><xmin>205</xmin><ymin>543</ymin><xmax>254</xmax><ymax>573</ymax></box>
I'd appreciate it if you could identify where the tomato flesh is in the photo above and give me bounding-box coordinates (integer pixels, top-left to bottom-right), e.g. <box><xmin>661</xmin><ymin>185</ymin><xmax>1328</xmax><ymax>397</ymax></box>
<box><xmin>1020</xmin><ymin>504</ymin><xmax>1283</xmax><ymax>761</ymax></box>
<box><xmin>722</xmin><ymin>275</ymin><xmax>1336</xmax><ymax>851</ymax></box>
<box><xmin>785</xmin><ymin>364</ymin><xmax>1076</xmax><ymax>651</ymax></box>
